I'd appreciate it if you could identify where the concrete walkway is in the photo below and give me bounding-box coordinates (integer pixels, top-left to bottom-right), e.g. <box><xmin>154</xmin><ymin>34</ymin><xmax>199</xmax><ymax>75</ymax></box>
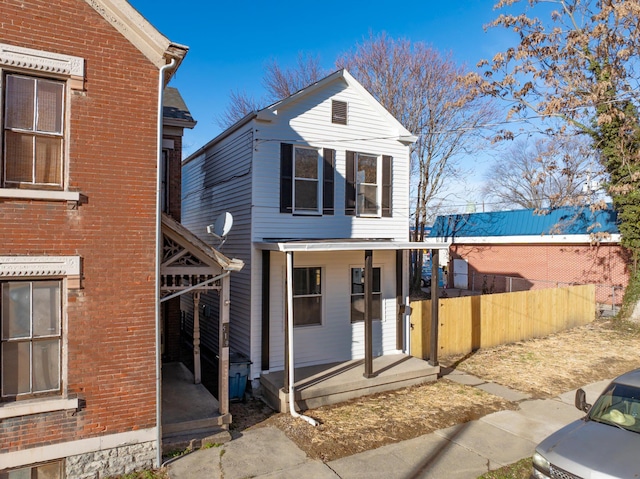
<box><xmin>166</xmin><ymin>372</ymin><xmax>612</xmax><ymax>479</ymax></box>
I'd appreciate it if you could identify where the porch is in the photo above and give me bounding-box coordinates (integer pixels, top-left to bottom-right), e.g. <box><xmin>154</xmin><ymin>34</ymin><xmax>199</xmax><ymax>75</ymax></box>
<box><xmin>260</xmin><ymin>353</ymin><xmax>439</xmax><ymax>412</ymax></box>
<box><xmin>161</xmin><ymin>362</ymin><xmax>231</xmax><ymax>454</ymax></box>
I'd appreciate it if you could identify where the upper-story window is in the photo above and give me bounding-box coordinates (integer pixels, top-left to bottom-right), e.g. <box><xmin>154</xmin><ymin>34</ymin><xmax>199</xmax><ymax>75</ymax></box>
<box><xmin>345</xmin><ymin>151</ymin><xmax>392</xmax><ymax>217</ymax></box>
<box><xmin>1</xmin><ymin>280</ymin><xmax>62</xmax><ymax>399</ymax></box>
<box><xmin>3</xmin><ymin>74</ymin><xmax>65</xmax><ymax>189</ymax></box>
<box><xmin>293</xmin><ymin>146</ymin><xmax>320</xmax><ymax>213</ymax></box>
<box><xmin>0</xmin><ymin>43</ymin><xmax>84</xmax><ymax>201</ymax></box>
<box><xmin>280</xmin><ymin>143</ymin><xmax>335</xmax><ymax>215</ymax></box>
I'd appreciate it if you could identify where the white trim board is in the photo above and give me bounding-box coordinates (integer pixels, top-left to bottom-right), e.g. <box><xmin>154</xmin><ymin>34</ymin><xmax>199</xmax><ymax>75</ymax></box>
<box><xmin>443</xmin><ymin>234</ymin><xmax>621</xmax><ymax>245</ymax></box>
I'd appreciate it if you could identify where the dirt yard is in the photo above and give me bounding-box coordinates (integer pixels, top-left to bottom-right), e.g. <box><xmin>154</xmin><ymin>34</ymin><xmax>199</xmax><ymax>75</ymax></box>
<box><xmin>229</xmin><ymin>318</ymin><xmax>640</xmax><ymax>462</ymax></box>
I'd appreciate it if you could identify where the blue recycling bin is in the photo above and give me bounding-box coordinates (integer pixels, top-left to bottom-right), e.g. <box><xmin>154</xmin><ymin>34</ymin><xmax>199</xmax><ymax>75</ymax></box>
<box><xmin>229</xmin><ymin>352</ymin><xmax>251</xmax><ymax>401</ymax></box>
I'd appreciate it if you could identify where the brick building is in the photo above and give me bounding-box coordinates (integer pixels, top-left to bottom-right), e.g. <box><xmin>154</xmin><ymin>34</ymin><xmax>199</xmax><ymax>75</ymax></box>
<box><xmin>0</xmin><ymin>0</ymin><xmax>190</xmax><ymax>475</ymax></box>
<box><xmin>429</xmin><ymin>206</ymin><xmax>629</xmax><ymax>306</ymax></box>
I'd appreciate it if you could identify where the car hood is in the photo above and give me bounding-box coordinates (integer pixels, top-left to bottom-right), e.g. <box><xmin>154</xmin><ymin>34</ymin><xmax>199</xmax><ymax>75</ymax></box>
<box><xmin>537</xmin><ymin>419</ymin><xmax>640</xmax><ymax>479</ymax></box>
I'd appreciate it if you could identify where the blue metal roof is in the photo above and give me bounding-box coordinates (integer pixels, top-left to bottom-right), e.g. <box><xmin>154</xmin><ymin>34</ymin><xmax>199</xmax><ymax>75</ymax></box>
<box><xmin>429</xmin><ymin>205</ymin><xmax>619</xmax><ymax>239</ymax></box>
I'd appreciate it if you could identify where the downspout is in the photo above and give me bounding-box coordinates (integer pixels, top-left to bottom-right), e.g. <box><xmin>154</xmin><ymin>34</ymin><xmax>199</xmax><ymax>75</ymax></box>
<box><xmin>156</xmin><ymin>58</ymin><xmax>176</xmax><ymax>467</ymax></box>
<box><xmin>285</xmin><ymin>252</ymin><xmax>319</xmax><ymax>426</ymax></box>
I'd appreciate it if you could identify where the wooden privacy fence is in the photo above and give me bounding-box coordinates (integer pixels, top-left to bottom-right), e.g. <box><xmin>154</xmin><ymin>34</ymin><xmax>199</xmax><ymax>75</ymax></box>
<box><xmin>410</xmin><ymin>284</ymin><xmax>596</xmax><ymax>359</ymax></box>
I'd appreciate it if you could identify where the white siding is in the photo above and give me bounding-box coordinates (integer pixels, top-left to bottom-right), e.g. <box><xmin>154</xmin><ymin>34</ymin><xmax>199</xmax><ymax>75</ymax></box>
<box><xmin>182</xmin><ymin>125</ymin><xmax>254</xmax><ymax>359</ymax></box>
<box><xmin>252</xmin><ymin>78</ymin><xmax>411</xmax><ymax>243</ymax></box>
<box><xmin>268</xmin><ymin>250</ymin><xmax>400</xmax><ymax>371</ymax></box>
<box><xmin>182</xmin><ymin>74</ymin><xmax>413</xmax><ymax>379</ymax></box>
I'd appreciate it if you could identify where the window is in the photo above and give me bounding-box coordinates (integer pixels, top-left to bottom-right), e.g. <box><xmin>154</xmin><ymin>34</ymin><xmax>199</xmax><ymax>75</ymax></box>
<box><xmin>161</xmin><ymin>149</ymin><xmax>169</xmax><ymax>213</ymax></box>
<box><xmin>280</xmin><ymin>144</ymin><xmax>335</xmax><ymax>215</ymax></box>
<box><xmin>345</xmin><ymin>151</ymin><xmax>392</xmax><ymax>217</ymax></box>
<box><xmin>293</xmin><ymin>147</ymin><xmax>320</xmax><ymax>213</ymax></box>
<box><xmin>293</xmin><ymin>267</ymin><xmax>322</xmax><ymax>326</ymax></box>
<box><xmin>350</xmin><ymin>267</ymin><xmax>381</xmax><ymax>322</ymax></box>
<box><xmin>3</xmin><ymin>74</ymin><xmax>65</xmax><ymax>189</ymax></box>
<box><xmin>1</xmin><ymin>280</ymin><xmax>61</xmax><ymax>398</ymax></box>
<box><xmin>0</xmin><ymin>461</ymin><xmax>63</xmax><ymax>479</ymax></box>
<box><xmin>332</xmin><ymin>100</ymin><xmax>347</xmax><ymax>125</ymax></box>
<box><xmin>356</xmin><ymin>153</ymin><xmax>379</xmax><ymax>215</ymax></box>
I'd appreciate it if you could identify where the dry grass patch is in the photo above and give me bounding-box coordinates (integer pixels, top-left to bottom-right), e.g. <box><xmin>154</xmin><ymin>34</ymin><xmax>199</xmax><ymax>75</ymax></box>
<box><xmin>443</xmin><ymin>318</ymin><xmax>640</xmax><ymax>398</ymax></box>
<box><xmin>230</xmin><ymin>317</ymin><xmax>640</xmax><ymax>464</ymax></box>
<box><xmin>257</xmin><ymin>380</ymin><xmax>514</xmax><ymax>461</ymax></box>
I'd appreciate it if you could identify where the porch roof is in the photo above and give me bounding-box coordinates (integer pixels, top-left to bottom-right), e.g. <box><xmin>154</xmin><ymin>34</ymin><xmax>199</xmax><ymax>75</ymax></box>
<box><xmin>256</xmin><ymin>238</ymin><xmax>447</xmax><ymax>252</ymax></box>
<box><xmin>160</xmin><ymin>214</ymin><xmax>243</xmax><ymax>299</ymax></box>
<box><xmin>162</xmin><ymin>214</ymin><xmax>244</xmax><ymax>272</ymax></box>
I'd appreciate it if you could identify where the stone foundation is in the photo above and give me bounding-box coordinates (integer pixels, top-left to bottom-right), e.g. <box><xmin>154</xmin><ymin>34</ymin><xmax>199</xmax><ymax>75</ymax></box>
<box><xmin>65</xmin><ymin>441</ymin><xmax>157</xmax><ymax>478</ymax></box>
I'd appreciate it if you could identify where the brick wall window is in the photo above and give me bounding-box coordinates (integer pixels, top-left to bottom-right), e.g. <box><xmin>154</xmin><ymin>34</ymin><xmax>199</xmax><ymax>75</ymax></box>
<box><xmin>0</xmin><ymin>460</ymin><xmax>63</xmax><ymax>478</ymax></box>
<box><xmin>1</xmin><ymin>280</ymin><xmax>62</xmax><ymax>399</ymax></box>
<box><xmin>3</xmin><ymin>74</ymin><xmax>65</xmax><ymax>189</ymax></box>
<box><xmin>0</xmin><ymin>43</ymin><xmax>84</xmax><ymax>201</ymax></box>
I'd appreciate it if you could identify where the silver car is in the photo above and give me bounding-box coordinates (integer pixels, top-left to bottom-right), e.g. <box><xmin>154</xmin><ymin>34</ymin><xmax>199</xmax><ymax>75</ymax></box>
<box><xmin>532</xmin><ymin>368</ymin><xmax>640</xmax><ymax>479</ymax></box>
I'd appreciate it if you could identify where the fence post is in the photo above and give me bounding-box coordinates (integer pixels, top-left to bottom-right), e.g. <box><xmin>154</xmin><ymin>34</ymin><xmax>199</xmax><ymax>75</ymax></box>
<box><xmin>612</xmin><ymin>286</ymin><xmax>616</xmax><ymax>310</ymax></box>
<box><xmin>430</xmin><ymin>249</ymin><xmax>439</xmax><ymax>367</ymax></box>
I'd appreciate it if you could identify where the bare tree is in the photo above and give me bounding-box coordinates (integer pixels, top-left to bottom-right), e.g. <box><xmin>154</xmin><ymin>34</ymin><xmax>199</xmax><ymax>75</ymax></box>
<box><xmin>338</xmin><ymin>32</ymin><xmax>496</xmax><ymax>292</ymax></box>
<box><xmin>473</xmin><ymin>0</ymin><xmax>640</xmax><ymax>316</ymax></box>
<box><xmin>218</xmin><ymin>53</ymin><xmax>326</xmax><ymax>129</ymax></box>
<box><xmin>263</xmin><ymin>53</ymin><xmax>326</xmax><ymax>100</ymax></box>
<box><xmin>482</xmin><ymin>136</ymin><xmax>600</xmax><ymax>210</ymax></box>
<box><xmin>217</xmin><ymin>89</ymin><xmax>263</xmax><ymax>128</ymax></box>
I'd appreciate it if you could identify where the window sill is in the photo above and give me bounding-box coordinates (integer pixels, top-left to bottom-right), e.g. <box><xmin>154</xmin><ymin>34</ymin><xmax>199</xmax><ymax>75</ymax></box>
<box><xmin>292</xmin><ymin>211</ymin><xmax>322</xmax><ymax>216</ymax></box>
<box><xmin>0</xmin><ymin>397</ymin><xmax>80</xmax><ymax>420</ymax></box>
<box><xmin>0</xmin><ymin>189</ymin><xmax>81</xmax><ymax>202</ymax></box>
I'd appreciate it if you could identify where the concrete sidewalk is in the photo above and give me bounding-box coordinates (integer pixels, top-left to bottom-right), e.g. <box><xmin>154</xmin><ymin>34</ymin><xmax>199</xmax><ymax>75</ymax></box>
<box><xmin>166</xmin><ymin>374</ymin><xmax>611</xmax><ymax>479</ymax></box>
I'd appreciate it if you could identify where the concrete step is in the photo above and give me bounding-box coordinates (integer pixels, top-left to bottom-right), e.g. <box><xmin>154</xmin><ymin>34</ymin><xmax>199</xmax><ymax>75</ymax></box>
<box><xmin>162</xmin><ymin>427</ymin><xmax>231</xmax><ymax>456</ymax></box>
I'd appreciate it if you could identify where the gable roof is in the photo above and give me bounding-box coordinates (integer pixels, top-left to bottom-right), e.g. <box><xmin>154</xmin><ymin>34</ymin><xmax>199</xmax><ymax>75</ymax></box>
<box><xmin>185</xmin><ymin>69</ymin><xmax>416</xmax><ymax>162</ymax></box>
<box><xmin>429</xmin><ymin>206</ymin><xmax>620</xmax><ymax>240</ymax></box>
<box><xmin>85</xmin><ymin>0</ymin><xmax>187</xmax><ymax>75</ymax></box>
<box><xmin>261</xmin><ymin>69</ymin><xmax>417</xmax><ymax>144</ymax></box>
<box><xmin>163</xmin><ymin>87</ymin><xmax>197</xmax><ymax>128</ymax></box>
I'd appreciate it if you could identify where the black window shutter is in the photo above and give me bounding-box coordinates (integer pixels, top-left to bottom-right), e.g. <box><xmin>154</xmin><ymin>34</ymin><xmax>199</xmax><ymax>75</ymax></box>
<box><xmin>382</xmin><ymin>155</ymin><xmax>392</xmax><ymax>217</ymax></box>
<box><xmin>323</xmin><ymin>148</ymin><xmax>335</xmax><ymax>215</ymax></box>
<box><xmin>345</xmin><ymin>151</ymin><xmax>356</xmax><ymax>216</ymax></box>
<box><xmin>280</xmin><ymin>143</ymin><xmax>293</xmax><ymax>214</ymax></box>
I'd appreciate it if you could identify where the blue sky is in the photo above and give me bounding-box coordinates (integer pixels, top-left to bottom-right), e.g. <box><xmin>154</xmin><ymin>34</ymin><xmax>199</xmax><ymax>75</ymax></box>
<box><xmin>129</xmin><ymin>0</ymin><xmax>517</xmax><ymax>209</ymax></box>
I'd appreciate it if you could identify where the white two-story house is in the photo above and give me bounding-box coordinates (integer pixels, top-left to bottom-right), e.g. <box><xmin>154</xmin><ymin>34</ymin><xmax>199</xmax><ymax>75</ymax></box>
<box><xmin>182</xmin><ymin>69</ymin><xmax>439</xmax><ymax>412</ymax></box>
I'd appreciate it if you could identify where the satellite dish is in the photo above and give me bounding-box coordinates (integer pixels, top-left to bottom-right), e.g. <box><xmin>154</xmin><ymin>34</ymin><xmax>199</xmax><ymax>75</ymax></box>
<box><xmin>207</xmin><ymin>212</ymin><xmax>233</xmax><ymax>247</ymax></box>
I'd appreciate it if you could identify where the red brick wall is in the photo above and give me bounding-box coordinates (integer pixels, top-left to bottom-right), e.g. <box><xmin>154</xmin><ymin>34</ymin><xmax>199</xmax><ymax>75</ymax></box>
<box><xmin>450</xmin><ymin>243</ymin><xmax>630</xmax><ymax>304</ymax></box>
<box><xmin>0</xmin><ymin>0</ymin><xmax>160</xmax><ymax>453</ymax></box>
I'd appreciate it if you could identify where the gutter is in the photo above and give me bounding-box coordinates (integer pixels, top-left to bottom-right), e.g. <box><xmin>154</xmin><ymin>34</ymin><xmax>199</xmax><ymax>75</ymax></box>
<box><xmin>155</xmin><ymin>57</ymin><xmax>176</xmax><ymax>467</ymax></box>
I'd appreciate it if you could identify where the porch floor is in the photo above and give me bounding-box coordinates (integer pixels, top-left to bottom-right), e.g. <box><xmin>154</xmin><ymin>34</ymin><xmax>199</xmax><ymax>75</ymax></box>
<box><xmin>161</xmin><ymin>362</ymin><xmax>230</xmax><ymax>453</ymax></box>
<box><xmin>260</xmin><ymin>353</ymin><xmax>439</xmax><ymax>412</ymax></box>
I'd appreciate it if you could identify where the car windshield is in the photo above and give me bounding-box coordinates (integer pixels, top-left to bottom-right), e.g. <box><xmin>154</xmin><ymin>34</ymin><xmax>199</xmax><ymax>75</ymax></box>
<box><xmin>588</xmin><ymin>382</ymin><xmax>640</xmax><ymax>433</ymax></box>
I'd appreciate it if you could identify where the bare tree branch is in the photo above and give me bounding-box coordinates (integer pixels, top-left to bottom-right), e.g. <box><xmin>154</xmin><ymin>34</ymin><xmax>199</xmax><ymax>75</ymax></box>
<box><xmin>338</xmin><ymin>32</ymin><xmax>497</xmax><ymax>292</ymax></box>
<box><xmin>482</xmin><ymin>135</ymin><xmax>601</xmax><ymax>210</ymax></box>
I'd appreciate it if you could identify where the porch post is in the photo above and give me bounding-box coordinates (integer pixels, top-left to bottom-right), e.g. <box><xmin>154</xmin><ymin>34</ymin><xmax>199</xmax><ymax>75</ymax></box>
<box><xmin>364</xmin><ymin>249</ymin><xmax>374</xmax><ymax>378</ymax></box>
<box><xmin>429</xmin><ymin>249</ymin><xmax>439</xmax><ymax>367</ymax></box>
<box><xmin>193</xmin><ymin>291</ymin><xmax>202</xmax><ymax>384</ymax></box>
<box><xmin>395</xmin><ymin>250</ymin><xmax>403</xmax><ymax>351</ymax></box>
<box><xmin>284</xmin><ymin>252</ymin><xmax>292</xmax><ymax>391</ymax></box>
<box><xmin>218</xmin><ymin>274</ymin><xmax>230</xmax><ymax>421</ymax></box>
